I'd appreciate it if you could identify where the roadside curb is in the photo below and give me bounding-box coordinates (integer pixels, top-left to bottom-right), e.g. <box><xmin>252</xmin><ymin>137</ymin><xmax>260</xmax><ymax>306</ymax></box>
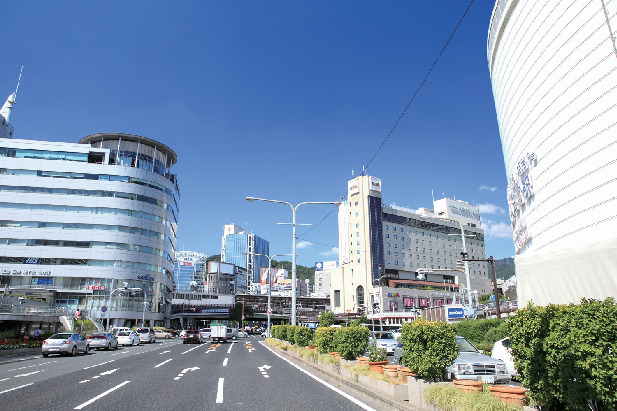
<box><xmin>271</xmin><ymin>345</ymin><xmax>411</xmax><ymax>410</ymax></box>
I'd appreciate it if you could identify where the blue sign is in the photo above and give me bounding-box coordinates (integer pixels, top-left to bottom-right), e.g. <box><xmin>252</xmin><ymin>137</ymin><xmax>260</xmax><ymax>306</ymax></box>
<box><xmin>101</xmin><ymin>306</ymin><xmax>107</xmax><ymax>312</ymax></box>
<box><xmin>136</xmin><ymin>274</ymin><xmax>154</xmax><ymax>281</ymax></box>
<box><xmin>490</xmin><ymin>294</ymin><xmax>496</xmax><ymax>302</ymax></box>
<box><xmin>314</xmin><ymin>262</ymin><xmax>323</xmax><ymax>271</ymax></box>
<box><xmin>447</xmin><ymin>307</ymin><xmax>465</xmax><ymax>319</ymax></box>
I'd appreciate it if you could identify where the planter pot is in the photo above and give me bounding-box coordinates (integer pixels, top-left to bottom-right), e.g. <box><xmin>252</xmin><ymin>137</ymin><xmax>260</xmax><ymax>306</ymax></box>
<box><xmin>383</xmin><ymin>364</ymin><xmax>399</xmax><ymax>378</ymax></box>
<box><xmin>356</xmin><ymin>356</ymin><xmax>369</xmax><ymax>366</ymax></box>
<box><xmin>453</xmin><ymin>379</ymin><xmax>483</xmax><ymax>393</ymax></box>
<box><xmin>489</xmin><ymin>385</ymin><xmax>527</xmax><ymax>406</ymax></box>
<box><xmin>368</xmin><ymin>360</ymin><xmax>389</xmax><ymax>374</ymax></box>
<box><xmin>307</xmin><ymin>345</ymin><xmax>316</xmax><ymax>350</ymax></box>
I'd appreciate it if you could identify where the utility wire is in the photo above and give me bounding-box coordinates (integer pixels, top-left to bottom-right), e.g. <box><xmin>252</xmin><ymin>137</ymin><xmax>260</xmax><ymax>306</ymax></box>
<box><xmin>298</xmin><ymin>0</ymin><xmax>476</xmax><ymax>242</ymax></box>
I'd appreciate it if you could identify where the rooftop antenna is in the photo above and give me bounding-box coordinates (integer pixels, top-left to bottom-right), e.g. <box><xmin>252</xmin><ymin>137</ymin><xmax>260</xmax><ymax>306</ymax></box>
<box><xmin>0</xmin><ymin>66</ymin><xmax>23</xmax><ymax>123</ymax></box>
<box><xmin>431</xmin><ymin>189</ymin><xmax>435</xmax><ymax>205</ymax></box>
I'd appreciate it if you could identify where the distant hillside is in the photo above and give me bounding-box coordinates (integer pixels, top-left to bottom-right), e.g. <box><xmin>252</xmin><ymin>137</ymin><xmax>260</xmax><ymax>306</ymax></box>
<box><xmin>494</xmin><ymin>257</ymin><xmax>515</xmax><ymax>280</ymax></box>
<box><xmin>206</xmin><ymin>254</ymin><xmax>315</xmax><ymax>285</ymax></box>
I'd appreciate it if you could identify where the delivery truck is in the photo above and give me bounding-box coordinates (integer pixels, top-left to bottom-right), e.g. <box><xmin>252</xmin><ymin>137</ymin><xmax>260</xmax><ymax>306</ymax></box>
<box><xmin>210</xmin><ymin>323</ymin><xmax>227</xmax><ymax>343</ymax></box>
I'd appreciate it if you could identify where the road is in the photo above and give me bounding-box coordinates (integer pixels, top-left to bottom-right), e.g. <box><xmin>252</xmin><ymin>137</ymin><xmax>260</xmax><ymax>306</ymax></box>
<box><xmin>0</xmin><ymin>336</ymin><xmax>380</xmax><ymax>410</ymax></box>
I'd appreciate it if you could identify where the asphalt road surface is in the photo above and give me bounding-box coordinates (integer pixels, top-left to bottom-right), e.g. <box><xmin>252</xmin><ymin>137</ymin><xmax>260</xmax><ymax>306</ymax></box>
<box><xmin>0</xmin><ymin>336</ymin><xmax>380</xmax><ymax>410</ymax></box>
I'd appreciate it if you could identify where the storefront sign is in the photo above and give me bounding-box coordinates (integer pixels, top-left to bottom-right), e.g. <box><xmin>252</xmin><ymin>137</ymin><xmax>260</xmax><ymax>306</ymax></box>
<box><xmin>87</xmin><ymin>285</ymin><xmax>106</xmax><ymax>290</ymax></box>
<box><xmin>136</xmin><ymin>274</ymin><xmax>154</xmax><ymax>281</ymax></box>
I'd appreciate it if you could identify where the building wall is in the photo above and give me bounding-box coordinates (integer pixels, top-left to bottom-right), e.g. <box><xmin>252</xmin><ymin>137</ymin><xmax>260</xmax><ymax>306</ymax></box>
<box><xmin>174</xmin><ymin>251</ymin><xmax>206</xmax><ymax>292</ymax></box>
<box><xmin>488</xmin><ymin>0</ymin><xmax>617</xmax><ymax>305</ymax></box>
<box><xmin>221</xmin><ymin>224</ymin><xmax>269</xmax><ymax>283</ymax></box>
<box><xmin>0</xmin><ymin>135</ymin><xmax>178</xmax><ymax>327</ymax></box>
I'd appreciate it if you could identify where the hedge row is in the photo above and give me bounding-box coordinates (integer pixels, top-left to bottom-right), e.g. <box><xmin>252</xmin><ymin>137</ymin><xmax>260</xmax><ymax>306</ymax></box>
<box><xmin>271</xmin><ymin>325</ymin><xmax>313</xmax><ymax>347</ymax></box>
<box><xmin>508</xmin><ymin>298</ymin><xmax>617</xmax><ymax>409</ymax></box>
<box><xmin>272</xmin><ymin>325</ymin><xmax>370</xmax><ymax>360</ymax></box>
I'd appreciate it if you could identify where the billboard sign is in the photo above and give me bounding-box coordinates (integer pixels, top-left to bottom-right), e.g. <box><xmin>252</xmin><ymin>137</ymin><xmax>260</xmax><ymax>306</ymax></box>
<box><xmin>369</xmin><ymin>176</ymin><xmax>381</xmax><ymax>192</ymax></box>
<box><xmin>446</xmin><ymin>305</ymin><xmax>465</xmax><ymax>320</ymax></box>
<box><xmin>349</xmin><ymin>178</ymin><xmax>360</xmax><ymax>196</ymax></box>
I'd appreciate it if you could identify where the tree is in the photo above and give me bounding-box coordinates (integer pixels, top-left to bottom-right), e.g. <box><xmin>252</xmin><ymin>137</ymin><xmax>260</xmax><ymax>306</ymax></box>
<box><xmin>318</xmin><ymin>310</ymin><xmax>335</xmax><ymax>327</ymax></box>
<box><xmin>206</xmin><ymin>254</ymin><xmax>221</xmax><ymax>263</ymax></box>
<box><xmin>229</xmin><ymin>302</ymin><xmax>254</xmax><ymax>324</ymax></box>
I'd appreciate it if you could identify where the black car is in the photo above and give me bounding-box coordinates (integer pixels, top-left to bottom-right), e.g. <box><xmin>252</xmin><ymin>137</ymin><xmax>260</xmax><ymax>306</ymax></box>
<box><xmin>182</xmin><ymin>330</ymin><xmax>201</xmax><ymax>344</ymax></box>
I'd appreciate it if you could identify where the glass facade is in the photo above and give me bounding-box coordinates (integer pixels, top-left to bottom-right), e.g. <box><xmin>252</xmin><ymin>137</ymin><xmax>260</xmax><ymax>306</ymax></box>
<box><xmin>222</xmin><ymin>233</ymin><xmax>269</xmax><ymax>284</ymax></box>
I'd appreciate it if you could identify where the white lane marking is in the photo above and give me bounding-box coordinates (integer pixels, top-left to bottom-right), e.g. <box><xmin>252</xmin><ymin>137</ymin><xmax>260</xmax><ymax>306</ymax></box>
<box><xmin>227</xmin><ymin>343</ymin><xmax>234</xmax><ymax>354</ymax></box>
<box><xmin>83</xmin><ymin>359</ymin><xmax>115</xmax><ymax>369</ymax></box>
<box><xmin>154</xmin><ymin>359</ymin><xmax>172</xmax><ymax>368</ymax></box>
<box><xmin>181</xmin><ymin>345</ymin><xmax>202</xmax><ymax>354</ymax></box>
<box><xmin>8</xmin><ymin>360</ymin><xmax>56</xmax><ymax>371</ymax></box>
<box><xmin>222</xmin><ymin>358</ymin><xmax>228</xmax><ymax>367</ymax></box>
<box><xmin>14</xmin><ymin>370</ymin><xmax>43</xmax><ymax>377</ymax></box>
<box><xmin>74</xmin><ymin>380</ymin><xmax>130</xmax><ymax>410</ymax></box>
<box><xmin>79</xmin><ymin>380</ymin><xmax>89</xmax><ymax>384</ymax></box>
<box><xmin>216</xmin><ymin>378</ymin><xmax>224</xmax><ymax>403</ymax></box>
<box><xmin>0</xmin><ymin>383</ymin><xmax>34</xmax><ymax>395</ymax></box>
<box><xmin>79</xmin><ymin>368</ymin><xmax>118</xmax><ymax>384</ymax></box>
<box><xmin>173</xmin><ymin>366</ymin><xmax>199</xmax><ymax>381</ymax></box>
<box><xmin>260</xmin><ymin>341</ymin><xmax>376</xmax><ymax>411</ymax></box>
<box><xmin>159</xmin><ymin>350</ymin><xmax>171</xmax><ymax>355</ymax></box>
<box><xmin>0</xmin><ymin>378</ymin><xmax>9</xmax><ymax>382</ymax></box>
<box><xmin>258</xmin><ymin>364</ymin><xmax>271</xmax><ymax>378</ymax></box>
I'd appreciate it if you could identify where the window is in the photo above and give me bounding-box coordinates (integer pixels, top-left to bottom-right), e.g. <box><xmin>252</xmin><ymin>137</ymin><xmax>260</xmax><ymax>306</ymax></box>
<box><xmin>394</xmin><ymin>252</ymin><xmax>398</xmax><ymax>257</ymax></box>
<box><xmin>356</xmin><ymin>223</ymin><xmax>359</xmax><ymax>228</ymax></box>
<box><xmin>357</xmin><ymin>250</ymin><xmax>360</xmax><ymax>254</ymax></box>
<box><xmin>401</xmin><ymin>237</ymin><xmax>405</xmax><ymax>241</ymax></box>
<box><xmin>395</xmin><ymin>261</ymin><xmax>399</xmax><ymax>265</ymax></box>
<box><xmin>386</xmin><ymin>233</ymin><xmax>389</xmax><ymax>238</ymax></box>
<box><xmin>385</xmin><ymin>225</ymin><xmax>389</xmax><ymax>230</ymax></box>
<box><xmin>393</xmin><ymin>227</ymin><xmax>396</xmax><ymax>231</ymax></box>
<box><xmin>355</xmin><ymin>212</ymin><xmax>358</xmax><ymax>217</ymax></box>
<box><xmin>334</xmin><ymin>290</ymin><xmax>341</xmax><ymax>307</ymax></box>
<box><xmin>355</xmin><ymin>201</ymin><xmax>358</xmax><ymax>206</ymax></box>
<box><xmin>387</xmin><ymin>259</ymin><xmax>391</xmax><ymax>264</ymax></box>
<box><xmin>356</xmin><ymin>232</ymin><xmax>360</xmax><ymax>237</ymax></box>
<box><xmin>358</xmin><ymin>258</ymin><xmax>360</xmax><ymax>263</ymax></box>
<box><xmin>357</xmin><ymin>286</ymin><xmax>364</xmax><ymax>306</ymax></box>
<box><xmin>393</xmin><ymin>235</ymin><xmax>397</xmax><ymax>240</ymax></box>
<box><xmin>387</xmin><ymin>251</ymin><xmax>390</xmax><ymax>255</ymax></box>
<box><xmin>357</xmin><ymin>241</ymin><xmax>360</xmax><ymax>245</ymax></box>
<box><xmin>386</xmin><ymin>242</ymin><xmax>390</xmax><ymax>247</ymax></box>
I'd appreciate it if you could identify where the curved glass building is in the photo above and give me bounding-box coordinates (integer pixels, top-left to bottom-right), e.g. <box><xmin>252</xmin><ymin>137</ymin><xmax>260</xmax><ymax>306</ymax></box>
<box><xmin>0</xmin><ymin>133</ymin><xmax>179</xmax><ymax>328</ymax></box>
<box><xmin>488</xmin><ymin>0</ymin><xmax>617</xmax><ymax>305</ymax></box>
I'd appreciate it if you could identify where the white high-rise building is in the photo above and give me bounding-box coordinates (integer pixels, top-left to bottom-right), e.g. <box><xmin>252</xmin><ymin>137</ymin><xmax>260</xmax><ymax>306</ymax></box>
<box><xmin>488</xmin><ymin>0</ymin><xmax>617</xmax><ymax>305</ymax></box>
<box><xmin>331</xmin><ymin>175</ymin><xmax>490</xmax><ymax>321</ymax></box>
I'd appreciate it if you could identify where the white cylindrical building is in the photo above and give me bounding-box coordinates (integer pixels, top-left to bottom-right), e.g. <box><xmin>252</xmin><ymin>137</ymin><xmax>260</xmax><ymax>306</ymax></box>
<box><xmin>488</xmin><ymin>0</ymin><xmax>617</xmax><ymax>305</ymax></box>
<box><xmin>0</xmin><ymin>133</ymin><xmax>179</xmax><ymax>328</ymax></box>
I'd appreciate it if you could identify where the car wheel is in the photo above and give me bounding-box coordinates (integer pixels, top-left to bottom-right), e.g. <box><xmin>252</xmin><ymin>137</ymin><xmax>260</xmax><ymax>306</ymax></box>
<box><xmin>106</xmin><ymin>343</ymin><xmax>111</xmax><ymax>350</ymax></box>
<box><xmin>84</xmin><ymin>345</ymin><xmax>89</xmax><ymax>355</ymax></box>
<box><xmin>114</xmin><ymin>343</ymin><xmax>118</xmax><ymax>350</ymax></box>
<box><xmin>42</xmin><ymin>353</ymin><xmax>49</xmax><ymax>357</ymax></box>
<box><xmin>71</xmin><ymin>346</ymin><xmax>77</xmax><ymax>356</ymax></box>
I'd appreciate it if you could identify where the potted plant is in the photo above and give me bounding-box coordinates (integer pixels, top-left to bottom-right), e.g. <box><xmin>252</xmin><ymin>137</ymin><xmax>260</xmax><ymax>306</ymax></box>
<box><xmin>366</xmin><ymin>338</ymin><xmax>388</xmax><ymax>373</ymax></box>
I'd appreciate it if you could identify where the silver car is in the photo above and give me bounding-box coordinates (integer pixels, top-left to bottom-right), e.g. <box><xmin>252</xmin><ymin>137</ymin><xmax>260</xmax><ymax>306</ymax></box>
<box><xmin>87</xmin><ymin>332</ymin><xmax>118</xmax><ymax>350</ymax></box>
<box><xmin>42</xmin><ymin>333</ymin><xmax>89</xmax><ymax>357</ymax></box>
<box><xmin>369</xmin><ymin>331</ymin><xmax>398</xmax><ymax>355</ymax></box>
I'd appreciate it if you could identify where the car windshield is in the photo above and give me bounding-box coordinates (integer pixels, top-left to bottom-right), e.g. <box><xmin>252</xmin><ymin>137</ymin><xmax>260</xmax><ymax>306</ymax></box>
<box><xmin>456</xmin><ymin>337</ymin><xmax>479</xmax><ymax>352</ymax></box>
<box><xmin>137</xmin><ymin>329</ymin><xmax>149</xmax><ymax>333</ymax></box>
<box><xmin>50</xmin><ymin>333</ymin><xmax>73</xmax><ymax>339</ymax></box>
<box><xmin>373</xmin><ymin>332</ymin><xmax>395</xmax><ymax>340</ymax></box>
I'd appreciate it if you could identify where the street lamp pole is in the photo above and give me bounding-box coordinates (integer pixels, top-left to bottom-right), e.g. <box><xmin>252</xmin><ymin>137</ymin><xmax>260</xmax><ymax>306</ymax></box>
<box><xmin>246</xmin><ymin>197</ymin><xmax>341</xmax><ymax>325</ymax></box>
<box><xmin>432</xmin><ymin>217</ymin><xmax>473</xmax><ymax>307</ymax></box>
<box><xmin>244</xmin><ymin>252</ymin><xmax>291</xmax><ymax>337</ymax></box>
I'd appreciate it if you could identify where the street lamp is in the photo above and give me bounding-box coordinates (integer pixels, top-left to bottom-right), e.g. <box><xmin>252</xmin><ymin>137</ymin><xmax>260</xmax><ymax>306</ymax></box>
<box><xmin>244</xmin><ymin>252</ymin><xmax>292</xmax><ymax>337</ymax></box>
<box><xmin>246</xmin><ymin>196</ymin><xmax>341</xmax><ymax>325</ymax></box>
<box><xmin>431</xmin><ymin>217</ymin><xmax>474</xmax><ymax>307</ymax></box>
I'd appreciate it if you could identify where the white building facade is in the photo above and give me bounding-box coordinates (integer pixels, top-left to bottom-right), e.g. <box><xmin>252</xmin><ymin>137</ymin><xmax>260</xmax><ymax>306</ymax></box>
<box><xmin>488</xmin><ymin>0</ymin><xmax>617</xmax><ymax>305</ymax></box>
<box><xmin>331</xmin><ymin>175</ymin><xmax>490</xmax><ymax>323</ymax></box>
<box><xmin>0</xmin><ymin>133</ymin><xmax>179</xmax><ymax>328</ymax></box>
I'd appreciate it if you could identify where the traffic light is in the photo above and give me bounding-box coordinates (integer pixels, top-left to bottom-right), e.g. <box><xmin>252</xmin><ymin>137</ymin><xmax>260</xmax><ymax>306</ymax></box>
<box><xmin>460</xmin><ymin>251</ymin><xmax>468</xmax><ymax>259</ymax></box>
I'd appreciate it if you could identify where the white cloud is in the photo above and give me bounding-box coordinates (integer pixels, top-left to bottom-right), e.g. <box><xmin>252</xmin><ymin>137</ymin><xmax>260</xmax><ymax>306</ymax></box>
<box><xmin>320</xmin><ymin>247</ymin><xmax>339</xmax><ymax>256</ymax></box>
<box><xmin>482</xmin><ymin>218</ymin><xmax>513</xmax><ymax>240</ymax></box>
<box><xmin>296</xmin><ymin>240</ymin><xmax>312</xmax><ymax>249</ymax></box>
<box><xmin>477</xmin><ymin>203</ymin><xmax>506</xmax><ymax>215</ymax></box>
<box><xmin>479</xmin><ymin>185</ymin><xmax>498</xmax><ymax>192</ymax></box>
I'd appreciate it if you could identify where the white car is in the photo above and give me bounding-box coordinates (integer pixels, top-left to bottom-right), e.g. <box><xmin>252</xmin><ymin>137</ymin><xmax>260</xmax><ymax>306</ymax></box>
<box><xmin>492</xmin><ymin>337</ymin><xmax>518</xmax><ymax>378</ymax></box>
<box><xmin>116</xmin><ymin>330</ymin><xmax>140</xmax><ymax>346</ymax></box>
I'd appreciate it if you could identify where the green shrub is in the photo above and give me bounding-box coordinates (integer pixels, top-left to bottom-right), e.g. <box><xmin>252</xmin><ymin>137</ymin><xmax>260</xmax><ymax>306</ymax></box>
<box><xmin>334</xmin><ymin>326</ymin><xmax>369</xmax><ymax>360</ymax></box>
<box><xmin>401</xmin><ymin>318</ymin><xmax>458</xmax><ymax>381</ymax></box>
<box><xmin>72</xmin><ymin>319</ymin><xmax>97</xmax><ymax>336</ymax></box>
<box><xmin>314</xmin><ymin>327</ymin><xmax>337</xmax><ymax>354</ymax></box>
<box><xmin>294</xmin><ymin>327</ymin><xmax>313</xmax><ymax>347</ymax></box>
<box><xmin>451</xmin><ymin>318</ymin><xmax>505</xmax><ymax>346</ymax></box>
<box><xmin>318</xmin><ymin>311</ymin><xmax>335</xmax><ymax>327</ymax></box>
<box><xmin>286</xmin><ymin>326</ymin><xmax>298</xmax><ymax>344</ymax></box>
<box><xmin>509</xmin><ymin>298</ymin><xmax>617</xmax><ymax>409</ymax></box>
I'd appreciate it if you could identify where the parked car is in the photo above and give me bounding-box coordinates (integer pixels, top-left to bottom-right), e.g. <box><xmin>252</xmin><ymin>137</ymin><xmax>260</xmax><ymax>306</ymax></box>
<box><xmin>116</xmin><ymin>330</ymin><xmax>140</xmax><ymax>346</ymax></box>
<box><xmin>155</xmin><ymin>329</ymin><xmax>172</xmax><ymax>339</ymax></box>
<box><xmin>87</xmin><ymin>332</ymin><xmax>118</xmax><ymax>350</ymax></box>
<box><xmin>394</xmin><ymin>335</ymin><xmax>511</xmax><ymax>384</ymax></box>
<box><xmin>111</xmin><ymin>327</ymin><xmax>131</xmax><ymax>336</ymax></box>
<box><xmin>136</xmin><ymin>327</ymin><xmax>156</xmax><ymax>344</ymax></box>
<box><xmin>369</xmin><ymin>331</ymin><xmax>398</xmax><ymax>355</ymax></box>
<box><xmin>491</xmin><ymin>337</ymin><xmax>518</xmax><ymax>378</ymax></box>
<box><xmin>42</xmin><ymin>333</ymin><xmax>89</xmax><ymax>357</ymax></box>
<box><xmin>182</xmin><ymin>330</ymin><xmax>201</xmax><ymax>344</ymax></box>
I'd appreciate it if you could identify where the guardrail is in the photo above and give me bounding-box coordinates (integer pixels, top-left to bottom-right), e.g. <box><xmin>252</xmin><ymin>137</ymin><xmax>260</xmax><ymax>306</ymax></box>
<box><xmin>0</xmin><ymin>305</ymin><xmax>74</xmax><ymax>316</ymax></box>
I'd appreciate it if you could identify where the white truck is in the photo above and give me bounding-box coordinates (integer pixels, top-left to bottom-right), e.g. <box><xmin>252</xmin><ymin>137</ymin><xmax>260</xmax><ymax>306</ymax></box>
<box><xmin>210</xmin><ymin>323</ymin><xmax>227</xmax><ymax>343</ymax></box>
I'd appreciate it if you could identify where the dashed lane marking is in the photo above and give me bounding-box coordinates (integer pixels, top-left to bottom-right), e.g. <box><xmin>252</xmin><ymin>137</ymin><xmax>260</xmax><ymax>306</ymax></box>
<box><xmin>8</xmin><ymin>360</ymin><xmax>57</xmax><ymax>371</ymax></box>
<box><xmin>14</xmin><ymin>370</ymin><xmax>43</xmax><ymax>378</ymax></box>
<box><xmin>154</xmin><ymin>359</ymin><xmax>172</xmax><ymax>368</ymax></box>
<box><xmin>222</xmin><ymin>358</ymin><xmax>228</xmax><ymax>367</ymax></box>
<box><xmin>83</xmin><ymin>359</ymin><xmax>115</xmax><ymax>370</ymax></box>
<box><xmin>181</xmin><ymin>345</ymin><xmax>202</xmax><ymax>355</ymax></box>
<box><xmin>159</xmin><ymin>350</ymin><xmax>171</xmax><ymax>355</ymax></box>
<box><xmin>216</xmin><ymin>378</ymin><xmax>224</xmax><ymax>403</ymax></box>
<box><xmin>0</xmin><ymin>383</ymin><xmax>34</xmax><ymax>395</ymax></box>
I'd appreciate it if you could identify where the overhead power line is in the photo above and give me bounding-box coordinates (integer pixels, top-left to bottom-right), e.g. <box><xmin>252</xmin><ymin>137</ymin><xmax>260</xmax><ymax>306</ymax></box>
<box><xmin>298</xmin><ymin>0</ymin><xmax>476</xmax><ymax>242</ymax></box>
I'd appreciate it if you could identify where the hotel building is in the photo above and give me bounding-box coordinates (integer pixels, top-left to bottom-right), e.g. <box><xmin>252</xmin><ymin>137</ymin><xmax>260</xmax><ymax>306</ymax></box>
<box><xmin>331</xmin><ymin>175</ymin><xmax>491</xmax><ymax>323</ymax></box>
<box><xmin>221</xmin><ymin>223</ymin><xmax>269</xmax><ymax>285</ymax></box>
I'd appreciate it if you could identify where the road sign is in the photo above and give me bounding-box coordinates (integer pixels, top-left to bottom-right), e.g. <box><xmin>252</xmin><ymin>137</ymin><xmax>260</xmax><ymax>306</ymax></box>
<box><xmin>490</xmin><ymin>295</ymin><xmax>496</xmax><ymax>302</ymax></box>
<box><xmin>101</xmin><ymin>306</ymin><xmax>107</xmax><ymax>312</ymax></box>
<box><xmin>100</xmin><ymin>313</ymin><xmax>105</xmax><ymax>318</ymax></box>
<box><xmin>267</xmin><ymin>307</ymin><xmax>272</xmax><ymax>314</ymax></box>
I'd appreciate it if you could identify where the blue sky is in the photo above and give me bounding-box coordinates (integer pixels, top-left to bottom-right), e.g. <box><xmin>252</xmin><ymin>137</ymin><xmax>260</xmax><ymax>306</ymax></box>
<box><xmin>1</xmin><ymin>1</ymin><xmax>515</xmax><ymax>267</ymax></box>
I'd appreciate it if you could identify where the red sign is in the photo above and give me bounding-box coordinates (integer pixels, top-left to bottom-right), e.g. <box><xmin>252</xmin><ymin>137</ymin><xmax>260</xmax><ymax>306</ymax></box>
<box><xmin>87</xmin><ymin>285</ymin><xmax>106</xmax><ymax>290</ymax></box>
